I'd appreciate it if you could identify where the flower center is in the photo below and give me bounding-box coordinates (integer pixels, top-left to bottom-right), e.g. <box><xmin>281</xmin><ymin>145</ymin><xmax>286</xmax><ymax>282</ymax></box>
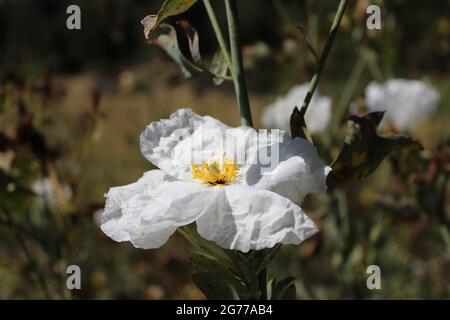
<box><xmin>191</xmin><ymin>157</ymin><xmax>239</xmax><ymax>185</ymax></box>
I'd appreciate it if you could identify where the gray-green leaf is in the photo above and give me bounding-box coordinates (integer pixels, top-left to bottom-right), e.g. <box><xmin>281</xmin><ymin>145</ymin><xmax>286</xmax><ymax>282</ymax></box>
<box><xmin>150</xmin><ymin>24</ymin><xmax>204</xmax><ymax>78</ymax></box>
<box><xmin>141</xmin><ymin>0</ymin><xmax>198</xmax><ymax>39</ymax></box>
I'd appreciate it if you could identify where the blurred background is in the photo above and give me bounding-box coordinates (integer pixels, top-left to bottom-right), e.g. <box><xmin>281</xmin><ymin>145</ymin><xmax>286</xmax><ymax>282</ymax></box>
<box><xmin>0</xmin><ymin>0</ymin><xmax>448</xmax><ymax>299</ymax></box>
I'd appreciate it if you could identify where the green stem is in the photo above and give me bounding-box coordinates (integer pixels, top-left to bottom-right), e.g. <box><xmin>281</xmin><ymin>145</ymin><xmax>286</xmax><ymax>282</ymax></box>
<box><xmin>299</xmin><ymin>0</ymin><xmax>348</xmax><ymax>117</ymax></box>
<box><xmin>203</xmin><ymin>0</ymin><xmax>233</xmax><ymax>72</ymax></box>
<box><xmin>332</xmin><ymin>49</ymin><xmax>367</xmax><ymax>131</ymax></box>
<box><xmin>365</xmin><ymin>48</ymin><xmax>384</xmax><ymax>82</ymax></box>
<box><xmin>257</xmin><ymin>267</ymin><xmax>268</xmax><ymax>300</ymax></box>
<box><xmin>331</xmin><ymin>46</ymin><xmax>384</xmax><ymax>132</ymax></box>
<box><xmin>224</xmin><ymin>0</ymin><xmax>253</xmax><ymax>127</ymax></box>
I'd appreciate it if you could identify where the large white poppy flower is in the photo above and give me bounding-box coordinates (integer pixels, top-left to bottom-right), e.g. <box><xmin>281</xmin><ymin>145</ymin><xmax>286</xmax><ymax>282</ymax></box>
<box><xmin>101</xmin><ymin>109</ymin><xmax>330</xmax><ymax>252</ymax></box>
<box><xmin>261</xmin><ymin>84</ymin><xmax>332</xmax><ymax>134</ymax></box>
<box><xmin>365</xmin><ymin>79</ymin><xmax>440</xmax><ymax>131</ymax></box>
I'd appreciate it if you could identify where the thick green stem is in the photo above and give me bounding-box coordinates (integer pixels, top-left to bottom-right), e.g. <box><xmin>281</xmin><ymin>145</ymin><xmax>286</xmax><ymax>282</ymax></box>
<box><xmin>299</xmin><ymin>0</ymin><xmax>348</xmax><ymax>117</ymax></box>
<box><xmin>203</xmin><ymin>0</ymin><xmax>233</xmax><ymax>71</ymax></box>
<box><xmin>225</xmin><ymin>0</ymin><xmax>253</xmax><ymax>127</ymax></box>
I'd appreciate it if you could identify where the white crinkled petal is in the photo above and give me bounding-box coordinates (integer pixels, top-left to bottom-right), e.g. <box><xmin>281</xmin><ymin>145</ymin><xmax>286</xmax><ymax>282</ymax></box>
<box><xmin>261</xmin><ymin>84</ymin><xmax>332</xmax><ymax>134</ymax></box>
<box><xmin>140</xmin><ymin>108</ymin><xmax>280</xmax><ymax>180</ymax></box>
<box><xmin>101</xmin><ymin>170</ymin><xmax>174</xmax><ymax>248</ymax></box>
<box><xmin>101</xmin><ymin>169</ymin><xmax>217</xmax><ymax>249</ymax></box>
<box><xmin>196</xmin><ymin>185</ymin><xmax>318</xmax><ymax>252</ymax></box>
<box><xmin>243</xmin><ymin>137</ymin><xmax>331</xmax><ymax>204</ymax></box>
<box><xmin>365</xmin><ymin>79</ymin><xmax>440</xmax><ymax>131</ymax></box>
<box><xmin>140</xmin><ymin>109</ymin><xmax>224</xmax><ymax>180</ymax></box>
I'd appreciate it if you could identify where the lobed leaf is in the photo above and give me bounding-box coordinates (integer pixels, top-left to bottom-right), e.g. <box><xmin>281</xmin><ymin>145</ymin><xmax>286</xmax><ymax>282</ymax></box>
<box><xmin>141</xmin><ymin>0</ymin><xmax>198</xmax><ymax>39</ymax></box>
<box><xmin>149</xmin><ymin>24</ymin><xmax>204</xmax><ymax>78</ymax></box>
<box><xmin>149</xmin><ymin>23</ymin><xmax>230</xmax><ymax>84</ymax></box>
<box><xmin>178</xmin><ymin>20</ymin><xmax>230</xmax><ymax>85</ymax></box>
<box><xmin>328</xmin><ymin>111</ymin><xmax>422</xmax><ymax>186</ymax></box>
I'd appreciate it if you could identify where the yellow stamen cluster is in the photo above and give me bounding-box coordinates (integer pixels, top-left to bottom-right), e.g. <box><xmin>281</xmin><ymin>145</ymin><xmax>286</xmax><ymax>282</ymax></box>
<box><xmin>192</xmin><ymin>157</ymin><xmax>239</xmax><ymax>185</ymax></box>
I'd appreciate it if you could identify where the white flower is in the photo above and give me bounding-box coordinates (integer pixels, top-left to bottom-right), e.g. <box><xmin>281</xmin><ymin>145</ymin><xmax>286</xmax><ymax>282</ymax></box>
<box><xmin>101</xmin><ymin>109</ymin><xmax>330</xmax><ymax>252</ymax></box>
<box><xmin>365</xmin><ymin>79</ymin><xmax>440</xmax><ymax>131</ymax></box>
<box><xmin>261</xmin><ymin>84</ymin><xmax>332</xmax><ymax>134</ymax></box>
<box><xmin>32</xmin><ymin>177</ymin><xmax>72</xmax><ymax>210</ymax></box>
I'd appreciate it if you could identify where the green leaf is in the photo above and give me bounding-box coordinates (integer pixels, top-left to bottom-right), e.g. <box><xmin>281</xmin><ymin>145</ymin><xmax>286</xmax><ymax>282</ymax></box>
<box><xmin>255</xmin><ymin>245</ymin><xmax>281</xmax><ymax>274</ymax></box>
<box><xmin>271</xmin><ymin>277</ymin><xmax>297</xmax><ymax>300</ymax></box>
<box><xmin>266</xmin><ymin>278</ymin><xmax>275</xmax><ymax>300</ymax></box>
<box><xmin>178</xmin><ymin>226</ymin><xmax>240</xmax><ymax>272</ymax></box>
<box><xmin>150</xmin><ymin>24</ymin><xmax>204</xmax><ymax>78</ymax></box>
<box><xmin>179</xmin><ymin>227</ymin><xmax>285</xmax><ymax>300</ymax></box>
<box><xmin>141</xmin><ymin>0</ymin><xmax>198</xmax><ymax>38</ymax></box>
<box><xmin>192</xmin><ymin>272</ymin><xmax>235</xmax><ymax>300</ymax></box>
<box><xmin>328</xmin><ymin>111</ymin><xmax>422</xmax><ymax>186</ymax></box>
<box><xmin>178</xmin><ymin>20</ymin><xmax>230</xmax><ymax>85</ymax></box>
<box><xmin>191</xmin><ymin>251</ymin><xmax>247</xmax><ymax>295</ymax></box>
<box><xmin>149</xmin><ymin>23</ymin><xmax>230</xmax><ymax>83</ymax></box>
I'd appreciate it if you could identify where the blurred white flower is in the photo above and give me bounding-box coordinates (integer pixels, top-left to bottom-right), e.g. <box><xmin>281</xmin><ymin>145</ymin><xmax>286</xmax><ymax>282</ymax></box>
<box><xmin>93</xmin><ymin>209</ymin><xmax>104</xmax><ymax>226</ymax></box>
<box><xmin>32</xmin><ymin>178</ymin><xmax>56</xmax><ymax>209</ymax></box>
<box><xmin>365</xmin><ymin>79</ymin><xmax>440</xmax><ymax>131</ymax></box>
<box><xmin>282</xmin><ymin>39</ymin><xmax>300</xmax><ymax>57</ymax></box>
<box><xmin>261</xmin><ymin>84</ymin><xmax>332</xmax><ymax>134</ymax></box>
<box><xmin>101</xmin><ymin>109</ymin><xmax>331</xmax><ymax>252</ymax></box>
<box><xmin>32</xmin><ymin>177</ymin><xmax>72</xmax><ymax>210</ymax></box>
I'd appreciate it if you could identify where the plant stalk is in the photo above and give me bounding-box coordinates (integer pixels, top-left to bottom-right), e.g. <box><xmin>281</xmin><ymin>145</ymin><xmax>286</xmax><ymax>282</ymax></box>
<box><xmin>203</xmin><ymin>0</ymin><xmax>233</xmax><ymax>72</ymax></box>
<box><xmin>332</xmin><ymin>49</ymin><xmax>367</xmax><ymax>131</ymax></box>
<box><xmin>299</xmin><ymin>0</ymin><xmax>348</xmax><ymax>117</ymax></box>
<box><xmin>224</xmin><ymin>0</ymin><xmax>253</xmax><ymax>127</ymax></box>
<box><xmin>257</xmin><ymin>267</ymin><xmax>268</xmax><ymax>300</ymax></box>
